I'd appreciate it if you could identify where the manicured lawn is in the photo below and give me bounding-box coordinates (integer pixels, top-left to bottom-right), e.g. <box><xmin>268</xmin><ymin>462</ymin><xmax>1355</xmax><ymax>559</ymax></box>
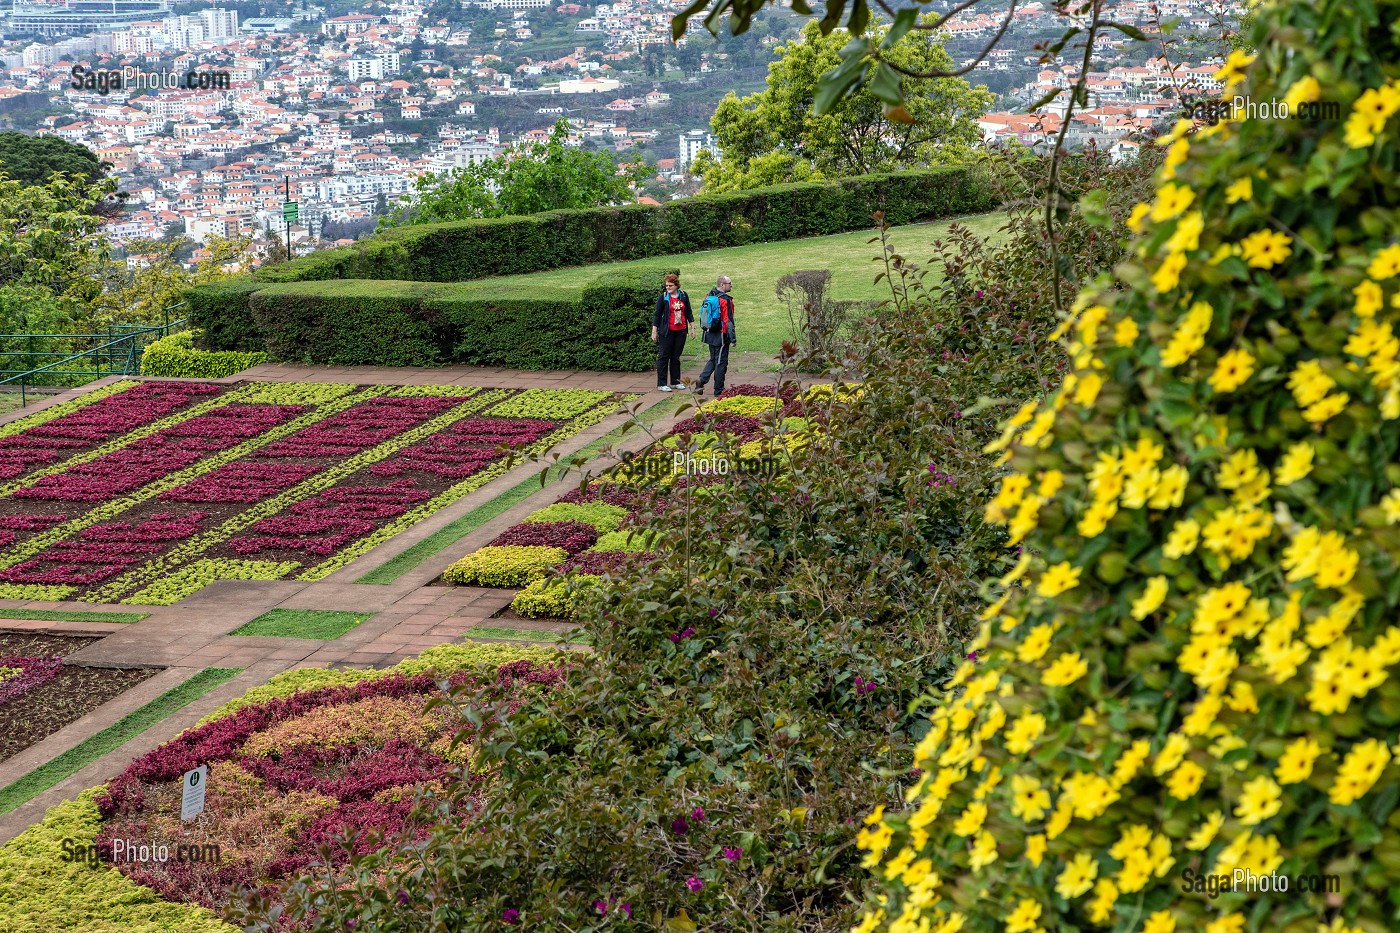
<box><xmin>463</xmin><ymin>212</ymin><xmax>1007</xmax><ymax>357</ymax></box>
<box><xmin>229</xmin><ymin>608</ymin><xmax>369</xmax><ymax>640</ymax></box>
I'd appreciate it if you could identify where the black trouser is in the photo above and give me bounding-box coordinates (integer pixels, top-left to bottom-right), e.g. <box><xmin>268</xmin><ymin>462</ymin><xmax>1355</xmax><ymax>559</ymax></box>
<box><xmin>656</xmin><ymin>329</ymin><xmax>687</xmax><ymax>386</ymax></box>
<box><xmin>698</xmin><ymin>339</ymin><xmax>730</xmax><ymax>394</ymax></box>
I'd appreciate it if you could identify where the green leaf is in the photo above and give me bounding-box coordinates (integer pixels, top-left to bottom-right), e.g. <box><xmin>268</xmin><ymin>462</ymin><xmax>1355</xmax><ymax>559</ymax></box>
<box><xmin>880</xmin><ymin>7</ymin><xmax>918</xmax><ymax>48</ymax></box>
<box><xmin>814</xmin><ymin>38</ymin><xmax>871</xmax><ymax>115</ymax></box>
<box><xmin>1103</xmin><ymin>20</ymin><xmax>1149</xmax><ymax>40</ymax></box>
<box><xmin>867</xmin><ymin>63</ymin><xmax>904</xmax><ymax>106</ymax></box>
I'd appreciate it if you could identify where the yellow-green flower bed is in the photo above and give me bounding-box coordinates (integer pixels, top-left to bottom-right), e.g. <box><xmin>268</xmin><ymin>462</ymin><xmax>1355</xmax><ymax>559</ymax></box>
<box><xmin>442</xmin><ymin>545</ymin><xmax>567</xmax><ymax>587</ymax></box>
<box><xmin>855</xmin><ymin>3</ymin><xmax>1400</xmax><ymax>932</ymax></box>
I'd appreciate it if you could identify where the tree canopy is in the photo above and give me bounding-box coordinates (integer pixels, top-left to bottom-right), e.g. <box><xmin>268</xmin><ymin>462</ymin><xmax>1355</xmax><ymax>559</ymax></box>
<box><xmin>695</xmin><ymin>20</ymin><xmax>992</xmax><ymax>192</ymax></box>
<box><xmin>384</xmin><ymin>121</ymin><xmax>651</xmax><ymax>226</ymax></box>
<box><xmin>0</xmin><ymin>132</ymin><xmax>107</xmax><ymax>187</ymax></box>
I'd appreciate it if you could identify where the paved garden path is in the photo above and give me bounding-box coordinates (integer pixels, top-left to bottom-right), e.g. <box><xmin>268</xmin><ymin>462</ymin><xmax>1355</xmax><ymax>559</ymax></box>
<box><xmin>0</xmin><ymin>362</ymin><xmax>789</xmax><ymax>842</ymax></box>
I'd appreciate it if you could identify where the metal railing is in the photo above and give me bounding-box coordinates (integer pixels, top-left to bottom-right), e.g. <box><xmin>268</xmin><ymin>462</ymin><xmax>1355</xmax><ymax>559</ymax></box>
<box><xmin>0</xmin><ymin>306</ymin><xmax>189</xmax><ymax>407</ymax></box>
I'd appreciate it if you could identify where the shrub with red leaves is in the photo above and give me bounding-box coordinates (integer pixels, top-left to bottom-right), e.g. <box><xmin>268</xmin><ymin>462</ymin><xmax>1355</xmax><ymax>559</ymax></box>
<box><xmin>488</xmin><ymin>520</ymin><xmax>598</xmax><ymax>553</ymax></box>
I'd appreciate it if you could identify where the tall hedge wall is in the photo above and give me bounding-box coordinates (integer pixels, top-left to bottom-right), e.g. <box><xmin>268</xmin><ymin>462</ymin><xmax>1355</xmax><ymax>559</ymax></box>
<box><xmin>248</xmin><ymin>166</ymin><xmax>992</xmax><ymax>286</ymax></box>
<box><xmin>242</xmin><ymin>268</ymin><xmax>670</xmax><ymax>371</ymax></box>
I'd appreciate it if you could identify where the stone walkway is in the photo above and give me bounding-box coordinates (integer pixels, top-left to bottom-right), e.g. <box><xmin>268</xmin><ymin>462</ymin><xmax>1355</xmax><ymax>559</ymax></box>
<box><xmin>0</xmin><ymin>362</ymin><xmax>797</xmax><ymax>842</ymax></box>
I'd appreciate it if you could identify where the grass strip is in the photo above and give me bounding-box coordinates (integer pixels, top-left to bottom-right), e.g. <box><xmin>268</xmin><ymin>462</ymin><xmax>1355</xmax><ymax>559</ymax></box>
<box><xmin>0</xmin><ymin>608</ymin><xmax>149</xmax><ymax>624</ymax></box>
<box><xmin>465</xmin><ymin>625</ymin><xmax>590</xmax><ymax>645</ymax></box>
<box><xmin>357</xmin><ymin>397</ymin><xmax>681</xmax><ymax>585</ymax></box>
<box><xmin>0</xmin><ymin>667</ymin><xmax>241</xmax><ymax>816</ymax></box>
<box><xmin>230</xmin><ymin>608</ymin><xmax>369</xmax><ymax>640</ymax></box>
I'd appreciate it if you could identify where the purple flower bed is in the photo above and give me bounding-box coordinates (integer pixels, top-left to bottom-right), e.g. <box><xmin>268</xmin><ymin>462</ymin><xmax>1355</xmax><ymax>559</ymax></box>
<box><xmin>371</xmin><ymin>417</ymin><xmax>557</xmax><ymax>480</ymax></box>
<box><xmin>0</xmin><ymin>655</ymin><xmax>63</xmax><ymax>703</ymax></box>
<box><xmin>13</xmin><ymin>405</ymin><xmax>303</xmax><ymax>502</ymax></box>
<box><xmin>0</xmin><ymin>512</ymin><xmax>206</xmax><ymax>585</ymax></box>
<box><xmin>229</xmin><ymin>479</ymin><xmax>432</xmax><ymax>557</ymax></box>
<box><xmin>255</xmin><ymin>397</ymin><xmax>460</xmax><ymax>459</ymax></box>
<box><xmin>557</xmin><ymin>550</ymin><xmax>657</xmax><ymax>575</ymax></box>
<box><xmin>488</xmin><ymin>520</ymin><xmax>599</xmax><ymax>554</ymax></box>
<box><xmin>557</xmin><ymin>483</ymin><xmax>646</xmax><ymax>508</ymax></box>
<box><xmin>665</xmin><ymin>413</ymin><xmax>765</xmax><ymax>441</ymax></box>
<box><xmin>0</xmin><ymin>382</ymin><xmax>224</xmax><ymax>481</ymax></box>
<box><xmin>162</xmin><ymin>461</ymin><xmax>322</xmax><ymax>503</ymax></box>
<box><xmin>95</xmin><ymin>660</ymin><xmax>569</xmax><ymax>903</ymax></box>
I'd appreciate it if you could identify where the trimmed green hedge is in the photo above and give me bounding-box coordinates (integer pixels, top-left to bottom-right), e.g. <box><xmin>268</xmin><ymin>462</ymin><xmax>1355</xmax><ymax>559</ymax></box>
<box><xmin>188</xmin><ymin>165</ymin><xmax>994</xmax><ymax>369</ymax></box>
<box><xmin>139</xmin><ymin>331</ymin><xmax>266</xmax><ymax>378</ymax></box>
<box><xmin>247</xmin><ymin>166</ymin><xmax>992</xmax><ymax>286</ymax></box>
<box><xmin>235</xmin><ymin>266</ymin><xmax>668</xmax><ymax>371</ymax></box>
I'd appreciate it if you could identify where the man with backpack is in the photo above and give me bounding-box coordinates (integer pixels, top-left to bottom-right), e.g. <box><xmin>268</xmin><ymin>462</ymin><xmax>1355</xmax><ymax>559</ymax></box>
<box><xmin>696</xmin><ymin>275</ymin><xmax>736</xmax><ymax>397</ymax></box>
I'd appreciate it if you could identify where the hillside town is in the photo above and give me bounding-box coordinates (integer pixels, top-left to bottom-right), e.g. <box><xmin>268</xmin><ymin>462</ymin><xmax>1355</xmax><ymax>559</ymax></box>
<box><xmin>0</xmin><ymin>0</ymin><xmax>1242</xmax><ymax>261</ymax></box>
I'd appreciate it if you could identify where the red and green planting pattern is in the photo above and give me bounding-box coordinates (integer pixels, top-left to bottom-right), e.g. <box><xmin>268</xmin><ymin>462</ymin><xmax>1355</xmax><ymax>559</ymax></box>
<box><xmin>0</xmin><ymin>382</ymin><xmax>626</xmax><ymax>604</ymax></box>
<box><xmin>94</xmin><ymin>657</ymin><xmax>566</xmax><ymax>918</ymax></box>
<box><xmin>443</xmin><ymin>385</ymin><xmax>820</xmax><ymax>619</ymax></box>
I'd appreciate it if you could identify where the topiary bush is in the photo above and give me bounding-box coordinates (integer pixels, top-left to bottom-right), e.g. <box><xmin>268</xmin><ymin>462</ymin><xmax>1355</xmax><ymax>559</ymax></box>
<box><xmin>139</xmin><ymin>331</ymin><xmax>266</xmax><ymax>379</ymax></box>
<box><xmin>441</xmin><ymin>546</ymin><xmax>566</xmax><ymax>587</ymax></box>
<box><xmin>854</xmin><ymin>4</ymin><xmax>1400</xmax><ymax>932</ymax></box>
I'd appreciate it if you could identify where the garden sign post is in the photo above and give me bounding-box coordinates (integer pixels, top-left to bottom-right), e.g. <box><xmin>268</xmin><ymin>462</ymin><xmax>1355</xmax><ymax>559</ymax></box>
<box><xmin>181</xmin><ymin>765</ymin><xmax>207</xmax><ymax>821</ymax></box>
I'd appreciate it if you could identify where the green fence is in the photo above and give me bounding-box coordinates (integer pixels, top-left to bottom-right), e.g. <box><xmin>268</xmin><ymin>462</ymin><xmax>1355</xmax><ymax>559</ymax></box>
<box><xmin>0</xmin><ymin>311</ymin><xmax>189</xmax><ymax>407</ymax></box>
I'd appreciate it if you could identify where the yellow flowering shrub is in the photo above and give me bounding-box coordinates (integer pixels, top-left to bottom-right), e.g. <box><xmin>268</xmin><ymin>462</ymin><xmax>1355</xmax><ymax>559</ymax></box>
<box><xmin>855</xmin><ymin>2</ymin><xmax>1400</xmax><ymax>932</ymax></box>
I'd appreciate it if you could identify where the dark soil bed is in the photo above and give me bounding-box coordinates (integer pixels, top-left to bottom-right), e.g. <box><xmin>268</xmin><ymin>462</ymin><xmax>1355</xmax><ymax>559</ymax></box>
<box><xmin>0</xmin><ymin>630</ymin><xmax>161</xmax><ymax>762</ymax></box>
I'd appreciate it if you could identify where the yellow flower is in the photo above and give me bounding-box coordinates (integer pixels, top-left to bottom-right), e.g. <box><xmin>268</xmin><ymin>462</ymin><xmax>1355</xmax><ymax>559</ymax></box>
<box><xmin>1186</xmin><ymin>810</ymin><xmax>1224</xmax><ymax>850</ymax></box>
<box><xmin>967</xmin><ymin>830</ymin><xmax>998</xmax><ymax>871</ymax></box>
<box><xmin>1148</xmin><ymin>464</ymin><xmax>1188</xmax><ymax>509</ymax></box>
<box><xmin>1154</xmin><ymin>734</ymin><xmax>1191</xmax><ymax>775</ymax></box>
<box><xmin>1329</xmin><ymin>738</ymin><xmax>1391</xmax><ymax>805</ymax></box>
<box><xmin>1238</xmin><ymin>229</ymin><xmax>1292</xmax><ymax>269</ymax></box>
<box><xmin>1152</xmin><ymin>250</ymin><xmax>1188</xmax><ymax>293</ymax></box>
<box><xmin>1126</xmin><ymin>202</ymin><xmax>1151</xmax><ymax>232</ymax></box>
<box><xmin>1344</xmin><ymin>109</ymin><xmax>1379</xmax><ymax>148</ymax></box>
<box><xmin>1282</xmin><ymin>75</ymin><xmax>1321</xmax><ymax>110</ymax></box>
<box><xmin>1163</xmin><ymin>518</ymin><xmax>1200</xmax><ymax>558</ymax></box>
<box><xmin>1025</xmin><ymin>834</ymin><xmax>1046</xmax><ymax>866</ymax></box>
<box><xmin>1087</xmin><ymin>877</ymin><xmax>1119</xmax><ymax>923</ymax></box>
<box><xmin>1037</xmin><ymin>562</ymin><xmax>1081</xmax><ymax>597</ymax></box>
<box><xmin>1150</xmin><ymin>182</ymin><xmax>1195</xmax><ymax>222</ymax></box>
<box><xmin>1368</xmin><ymin>244</ymin><xmax>1400</xmax><ymax>280</ymax></box>
<box><xmin>1114</xmin><ymin>317</ymin><xmax>1139</xmax><ymax>347</ymax></box>
<box><xmin>1213</xmin><ymin>49</ymin><xmax>1255</xmax><ymax>90</ymax></box>
<box><xmin>1275</xmin><ymin>736</ymin><xmax>1323</xmax><ymax>784</ymax></box>
<box><xmin>1302</xmin><ymin>391</ymin><xmax>1350</xmax><ymax>424</ymax></box>
<box><xmin>1143</xmin><ymin>909</ymin><xmax>1177</xmax><ymax>933</ymax></box>
<box><xmin>1017</xmin><ymin>624</ymin><xmax>1054</xmax><ymax>663</ymax></box>
<box><xmin>1381</xmin><ymin>489</ymin><xmax>1400</xmax><ymax>524</ymax></box>
<box><xmin>1354</xmin><ymin>280</ymin><xmax>1384</xmax><ymax>317</ymax></box>
<box><xmin>1235</xmin><ymin>775</ymin><xmax>1283</xmax><ymax>824</ymax></box>
<box><xmin>1055</xmin><ymin>852</ymin><xmax>1099</xmax><ymax>899</ymax></box>
<box><xmin>1217</xmin><ymin>449</ymin><xmax>1262</xmax><ymax>490</ymax></box>
<box><xmin>1072</xmin><ymin>371</ymin><xmax>1103</xmax><ymax>407</ymax></box>
<box><xmin>1209</xmin><ymin>347</ymin><xmax>1256</xmax><ymax>393</ymax></box>
<box><xmin>1273</xmin><ymin>441</ymin><xmax>1314</xmax><ymax>485</ymax></box>
<box><xmin>1288</xmin><ymin>359</ymin><xmax>1335</xmax><ymax>406</ymax></box>
<box><xmin>1165</xmin><ymin>210</ymin><xmax>1204</xmax><ymax>253</ymax></box>
<box><xmin>1005</xmin><ymin>711</ymin><xmax>1046</xmax><ymax>754</ymax></box>
<box><xmin>1200</xmin><ymin>504</ymin><xmax>1273</xmax><ymax>561</ymax></box>
<box><xmin>951</xmin><ymin>801</ymin><xmax>987</xmax><ymax>836</ymax></box>
<box><xmin>1224</xmin><ymin>176</ymin><xmax>1253</xmax><ymax>204</ymax></box>
<box><xmin>1009</xmin><ymin>775</ymin><xmax>1051</xmax><ymax>823</ymax></box>
<box><xmin>1131</xmin><ymin>576</ymin><xmax>1169</xmax><ymax>620</ymax></box>
<box><xmin>1161</xmin><ymin>137</ymin><xmax>1190</xmax><ymax>180</ymax></box>
<box><xmin>1205</xmin><ymin>916</ymin><xmax>1246</xmax><ymax>933</ymax></box>
<box><xmin>1042</xmin><ymin>652</ymin><xmax>1088</xmax><ymax>687</ymax></box>
<box><xmin>1005</xmin><ymin>899</ymin><xmax>1042</xmax><ymax>933</ymax></box>
<box><xmin>1167</xmin><ymin>760</ymin><xmax>1206</xmax><ymax>800</ymax></box>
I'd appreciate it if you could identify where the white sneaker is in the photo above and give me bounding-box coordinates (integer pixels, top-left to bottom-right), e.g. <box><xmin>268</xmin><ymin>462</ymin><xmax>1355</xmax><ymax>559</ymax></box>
<box><xmin>671</xmin><ymin>382</ymin><xmax>687</xmax><ymax>390</ymax></box>
<box><xmin>658</xmin><ymin>385</ymin><xmax>672</xmax><ymax>392</ymax></box>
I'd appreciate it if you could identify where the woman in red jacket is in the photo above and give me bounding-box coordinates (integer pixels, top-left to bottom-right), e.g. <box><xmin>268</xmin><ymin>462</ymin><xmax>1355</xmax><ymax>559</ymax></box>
<box><xmin>652</xmin><ymin>272</ymin><xmax>693</xmax><ymax>392</ymax></box>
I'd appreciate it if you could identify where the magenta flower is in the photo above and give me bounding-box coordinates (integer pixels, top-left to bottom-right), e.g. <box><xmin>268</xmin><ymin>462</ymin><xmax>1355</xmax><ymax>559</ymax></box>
<box><xmin>595</xmin><ymin>899</ymin><xmax>609</xmax><ymax>915</ymax></box>
<box><xmin>722</xmin><ymin>846</ymin><xmax>742</xmax><ymax>861</ymax></box>
<box><xmin>397</xmin><ymin>890</ymin><xmax>409</xmax><ymax>905</ymax></box>
<box><xmin>708</xmin><ymin>608</ymin><xmax>718</xmax><ymax>617</ymax></box>
<box><xmin>967</xmin><ymin>650</ymin><xmax>978</xmax><ymax>662</ymax></box>
<box><xmin>672</xmin><ymin>816</ymin><xmax>690</xmax><ymax>835</ymax></box>
<box><xmin>685</xmin><ymin>875</ymin><xmax>703</xmax><ymax>893</ymax></box>
<box><xmin>503</xmin><ymin>907</ymin><xmax>520</xmax><ymax>924</ymax></box>
<box><xmin>671</xmin><ymin>626</ymin><xmax>696</xmax><ymax>643</ymax></box>
<box><xmin>690</xmin><ymin>806</ymin><xmax>705</xmax><ymax>821</ymax></box>
<box><xmin>619</xmin><ymin>902</ymin><xmax>633</xmax><ymax>919</ymax></box>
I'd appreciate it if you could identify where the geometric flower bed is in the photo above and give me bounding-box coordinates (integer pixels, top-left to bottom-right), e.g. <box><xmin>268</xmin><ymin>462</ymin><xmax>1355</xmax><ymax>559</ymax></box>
<box><xmin>441</xmin><ymin>384</ymin><xmax>821</xmax><ymax>620</ymax></box>
<box><xmin>0</xmin><ymin>643</ymin><xmax>565</xmax><ymax>932</ymax></box>
<box><xmin>0</xmin><ymin>381</ymin><xmax>628</xmax><ymax>605</ymax></box>
<box><xmin>0</xmin><ymin>631</ymin><xmax>161</xmax><ymax>762</ymax></box>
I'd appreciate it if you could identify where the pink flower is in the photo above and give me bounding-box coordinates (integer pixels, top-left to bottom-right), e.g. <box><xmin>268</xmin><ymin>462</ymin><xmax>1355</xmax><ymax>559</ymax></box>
<box><xmin>685</xmin><ymin>875</ymin><xmax>703</xmax><ymax>893</ymax></box>
<box><xmin>722</xmin><ymin>846</ymin><xmax>742</xmax><ymax>861</ymax></box>
<box><xmin>690</xmin><ymin>806</ymin><xmax>705</xmax><ymax>821</ymax></box>
<box><xmin>503</xmin><ymin>908</ymin><xmax>520</xmax><ymax>924</ymax></box>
